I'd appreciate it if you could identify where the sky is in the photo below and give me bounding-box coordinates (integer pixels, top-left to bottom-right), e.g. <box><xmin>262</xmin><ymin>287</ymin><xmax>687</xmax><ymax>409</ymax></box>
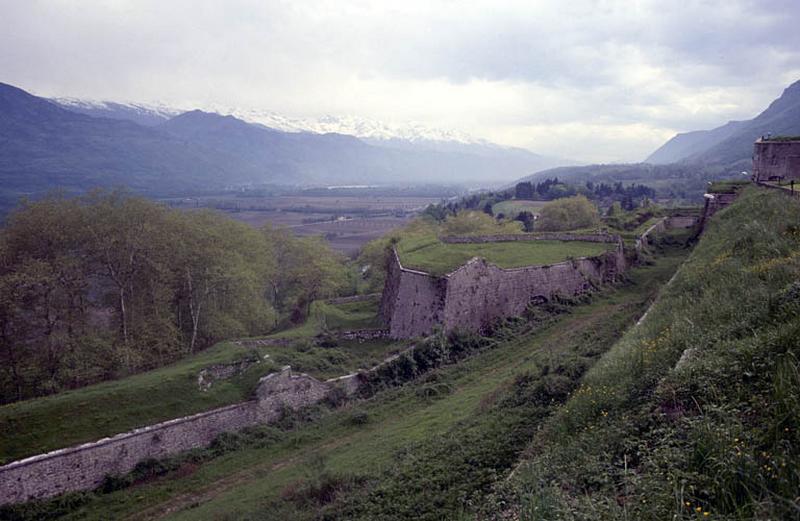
<box><xmin>2</xmin><ymin>0</ymin><xmax>800</xmax><ymax>163</ymax></box>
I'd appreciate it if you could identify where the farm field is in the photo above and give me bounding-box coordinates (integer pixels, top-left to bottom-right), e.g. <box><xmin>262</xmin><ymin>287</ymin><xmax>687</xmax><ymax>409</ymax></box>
<box><xmin>169</xmin><ymin>194</ymin><xmax>442</xmax><ymax>255</ymax></box>
<box><xmin>397</xmin><ymin>236</ymin><xmax>616</xmax><ymax>275</ymax></box>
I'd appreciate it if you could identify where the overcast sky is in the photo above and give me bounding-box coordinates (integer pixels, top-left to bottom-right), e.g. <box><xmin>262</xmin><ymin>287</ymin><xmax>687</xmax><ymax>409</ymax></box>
<box><xmin>2</xmin><ymin>0</ymin><xmax>800</xmax><ymax>162</ymax></box>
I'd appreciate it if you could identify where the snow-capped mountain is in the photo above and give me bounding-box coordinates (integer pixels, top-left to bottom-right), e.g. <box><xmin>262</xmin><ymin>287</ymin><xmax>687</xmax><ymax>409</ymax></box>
<box><xmin>47</xmin><ymin>95</ymin><xmax>574</xmax><ymax>184</ymax></box>
<box><xmin>52</xmin><ymin>97</ymin><xmax>183</xmax><ymax>127</ymax></box>
<box><xmin>53</xmin><ymin>98</ymin><xmax>487</xmax><ymax>145</ymax></box>
<box><xmin>228</xmin><ymin>110</ymin><xmax>483</xmax><ymax>144</ymax></box>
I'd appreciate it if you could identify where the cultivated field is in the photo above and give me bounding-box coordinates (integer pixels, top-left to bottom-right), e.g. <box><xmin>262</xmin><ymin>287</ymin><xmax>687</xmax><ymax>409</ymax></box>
<box><xmin>169</xmin><ymin>194</ymin><xmax>442</xmax><ymax>256</ymax></box>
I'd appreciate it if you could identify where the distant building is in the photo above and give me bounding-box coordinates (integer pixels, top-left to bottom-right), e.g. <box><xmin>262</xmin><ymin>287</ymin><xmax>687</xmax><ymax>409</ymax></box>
<box><xmin>753</xmin><ymin>137</ymin><xmax>800</xmax><ymax>182</ymax></box>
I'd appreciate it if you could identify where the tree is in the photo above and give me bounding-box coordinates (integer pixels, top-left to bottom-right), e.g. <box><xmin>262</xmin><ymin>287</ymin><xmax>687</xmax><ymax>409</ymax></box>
<box><xmin>515</xmin><ymin>211</ymin><xmax>536</xmax><ymax>232</ymax></box>
<box><xmin>537</xmin><ymin>195</ymin><xmax>600</xmax><ymax>231</ymax></box>
<box><xmin>515</xmin><ymin>182</ymin><xmax>534</xmax><ymax>200</ymax></box>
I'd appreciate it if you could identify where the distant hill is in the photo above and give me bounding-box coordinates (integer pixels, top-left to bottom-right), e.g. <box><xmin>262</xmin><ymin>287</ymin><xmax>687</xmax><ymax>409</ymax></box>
<box><xmin>646</xmin><ymin>79</ymin><xmax>800</xmax><ymax>167</ymax></box>
<box><xmin>645</xmin><ymin>120</ymin><xmax>746</xmax><ymax>164</ymax></box>
<box><xmin>0</xmin><ymin>83</ymin><xmax>244</xmax><ymax>200</ymax></box>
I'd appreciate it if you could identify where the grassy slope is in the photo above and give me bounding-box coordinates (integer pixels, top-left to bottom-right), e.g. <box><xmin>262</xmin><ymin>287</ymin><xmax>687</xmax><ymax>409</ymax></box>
<box><xmin>497</xmin><ymin>186</ymin><xmax>800</xmax><ymax>520</ymax></box>
<box><xmin>0</xmin><ymin>298</ymin><xmax>400</xmax><ymax>464</ymax></box>
<box><xmin>398</xmin><ymin>238</ymin><xmax>615</xmax><ymax>276</ymax></box>
<box><xmin>50</xmin><ymin>246</ymin><xmax>687</xmax><ymax>520</ymax></box>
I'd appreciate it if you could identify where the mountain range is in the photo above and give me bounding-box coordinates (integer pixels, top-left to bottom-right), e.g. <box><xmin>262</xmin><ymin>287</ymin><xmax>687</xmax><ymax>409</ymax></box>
<box><xmin>510</xmin><ymin>78</ymin><xmax>800</xmax><ymax>199</ymax></box>
<box><xmin>0</xmin><ymin>81</ymin><xmax>571</xmax><ymax>214</ymax></box>
<box><xmin>646</xmin><ymin>79</ymin><xmax>800</xmax><ymax>167</ymax></box>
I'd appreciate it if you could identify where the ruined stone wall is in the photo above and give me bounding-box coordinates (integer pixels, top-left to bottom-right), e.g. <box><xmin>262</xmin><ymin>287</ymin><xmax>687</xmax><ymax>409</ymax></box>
<box><xmin>753</xmin><ymin>140</ymin><xmax>800</xmax><ymax>182</ymax></box>
<box><xmin>0</xmin><ymin>368</ymin><xmax>337</xmax><ymax>505</ymax></box>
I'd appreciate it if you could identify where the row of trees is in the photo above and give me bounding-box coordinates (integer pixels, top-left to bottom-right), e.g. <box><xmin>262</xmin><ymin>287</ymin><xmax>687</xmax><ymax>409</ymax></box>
<box><xmin>515</xmin><ymin>178</ymin><xmax>656</xmax><ymax>206</ymax></box>
<box><xmin>0</xmin><ymin>192</ymin><xmax>347</xmax><ymax>403</ymax></box>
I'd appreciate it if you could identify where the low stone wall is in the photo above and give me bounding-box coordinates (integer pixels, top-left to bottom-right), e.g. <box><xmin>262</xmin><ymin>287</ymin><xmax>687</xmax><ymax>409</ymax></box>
<box><xmin>335</xmin><ymin>328</ymin><xmax>390</xmax><ymax>342</ymax></box>
<box><xmin>381</xmin><ymin>237</ymin><xmax>626</xmax><ymax>339</ymax></box>
<box><xmin>0</xmin><ymin>367</ymin><xmax>340</xmax><ymax>505</ymax></box>
<box><xmin>197</xmin><ymin>356</ymin><xmax>262</xmax><ymax>391</ymax></box>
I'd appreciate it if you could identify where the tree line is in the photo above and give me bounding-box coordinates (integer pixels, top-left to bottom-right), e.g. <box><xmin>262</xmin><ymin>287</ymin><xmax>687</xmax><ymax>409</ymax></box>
<box><xmin>0</xmin><ymin>191</ymin><xmax>347</xmax><ymax>403</ymax></box>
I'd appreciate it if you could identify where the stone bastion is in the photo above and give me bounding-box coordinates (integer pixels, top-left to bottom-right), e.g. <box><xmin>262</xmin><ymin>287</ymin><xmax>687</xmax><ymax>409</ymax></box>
<box><xmin>379</xmin><ymin>233</ymin><xmax>628</xmax><ymax>339</ymax></box>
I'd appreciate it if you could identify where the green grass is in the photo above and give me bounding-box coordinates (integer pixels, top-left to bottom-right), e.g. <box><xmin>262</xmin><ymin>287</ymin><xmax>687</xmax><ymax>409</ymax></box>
<box><xmin>398</xmin><ymin>237</ymin><xmax>616</xmax><ymax>276</ymax></box>
<box><xmin>28</xmin><ymin>245</ymin><xmax>688</xmax><ymax>520</ymax></box>
<box><xmin>314</xmin><ymin>298</ymin><xmax>383</xmax><ymax>330</ymax></box>
<box><xmin>0</xmin><ymin>297</ymin><xmax>399</xmax><ymax>464</ymax></box>
<box><xmin>492</xmin><ymin>199</ymin><xmax>545</xmax><ymax>217</ymax></box>
<box><xmin>708</xmin><ymin>178</ymin><xmax>750</xmax><ymax>193</ymax></box>
<box><xmin>498</xmin><ymin>186</ymin><xmax>800</xmax><ymax>520</ymax></box>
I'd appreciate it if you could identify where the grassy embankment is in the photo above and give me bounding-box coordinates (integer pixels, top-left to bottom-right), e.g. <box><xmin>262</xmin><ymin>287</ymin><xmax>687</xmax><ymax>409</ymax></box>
<box><xmin>490</xmin><ymin>186</ymin><xmax>800</xmax><ymax>520</ymax></box>
<box><xmin>0</xmin><ymin>298</ymin><xmax>401</xmax><ymax>464</ymax></box>
<box><xmin>15</xmin><ymin>239</ymin><xmax>690</xmax><ymax>520</ymax></box>
<box><xmin>397</xmin><ymin>234</ymin><xmax>615</xmax><ymax>276</ymax></box>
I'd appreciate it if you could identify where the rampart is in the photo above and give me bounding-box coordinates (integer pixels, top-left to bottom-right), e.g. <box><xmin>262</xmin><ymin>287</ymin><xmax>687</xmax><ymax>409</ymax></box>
<box><xmin>0</xmin><ymin>367</ymin><xmax>353</xmax><ymax>505</ymax></box>
<box><xmin>753</xmin><ymin>139</ymin><xmax>800</xmax><ymax>182</ymax></box>
<box><xmin>380</xmin><ymin>234</ymin><xmax>626</xmax><ymax>339</ymax></box>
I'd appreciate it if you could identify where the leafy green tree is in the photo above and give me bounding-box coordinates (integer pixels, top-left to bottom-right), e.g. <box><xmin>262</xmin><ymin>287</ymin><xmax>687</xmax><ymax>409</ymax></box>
<box><xmin>537</xmin><ymin>195</ymin><xmax>600</xmax><ymax>231</ymax></box>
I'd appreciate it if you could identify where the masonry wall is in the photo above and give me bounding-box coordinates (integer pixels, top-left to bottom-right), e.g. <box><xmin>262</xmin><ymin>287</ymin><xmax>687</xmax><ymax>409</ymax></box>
<box><xmin>441</xmin><ymin>248</ymin><xmax>624</xmax><ymax>332</ymax></box>
<box><xmin>380</xmin><ymin>249</ymin><xmax>447</xmax><ymax>339</ymax></box>
<box><xmin>753</xmin><ymin>140</ymin><xmax>800</xmax><ymax>182</ymax></box>
<box><xmin>381</xmin><ymin>238</ymin><xmax>626</xmax><ymax>339</ymax></box>
<box><xmin>0</xmin><ymin>368</ymin><xmax>336</xmax><ymax>505</ymax></box>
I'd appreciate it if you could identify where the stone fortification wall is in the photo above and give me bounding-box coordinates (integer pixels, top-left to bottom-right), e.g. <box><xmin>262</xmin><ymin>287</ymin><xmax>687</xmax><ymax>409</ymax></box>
<box><xmin>379</xmin><ymin>249</ymin><xmax>447</xmax><ymax>339</ymax></box>
<box><xmin>441</xmin><ymin>248</ymin><xmax>624</xmax><ymax>332</ymax></box>
<box><xmin>753</xmin><ymin>140</ymin><xmax>800</xmax><ymax>182</ymax></box>
<box><xmin>381</xmin><ymin>237</ymin><xmax>626</xmax><ymax>339</ymax></box>
<box><xmin>0</xmin><ymin>368</ymin><xmax>339</xmax><ymax>505</ymax></box>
